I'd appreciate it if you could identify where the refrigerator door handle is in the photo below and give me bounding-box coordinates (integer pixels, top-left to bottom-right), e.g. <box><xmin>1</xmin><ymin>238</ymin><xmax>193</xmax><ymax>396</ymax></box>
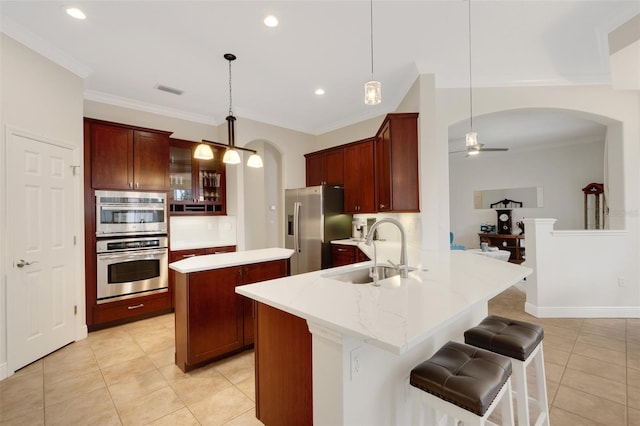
<box><xmin>293</xmin><ymin>201</ymin><xmax>301</xmax><ymax>253</ymax></box>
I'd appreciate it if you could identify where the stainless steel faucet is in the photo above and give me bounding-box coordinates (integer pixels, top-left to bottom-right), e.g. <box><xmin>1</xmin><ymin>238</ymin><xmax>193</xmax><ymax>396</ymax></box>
<box><xmin>364</xmin><ymin>218</ymin><xmax>409</xmax><ymax>278</ymax></box>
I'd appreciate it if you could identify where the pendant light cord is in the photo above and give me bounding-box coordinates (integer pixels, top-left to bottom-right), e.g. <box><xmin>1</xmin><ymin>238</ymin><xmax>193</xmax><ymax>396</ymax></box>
<box><xmin>370</xmin><ymin>0</ymin><xmax>374</xmax><ymax>78</ymax></box>
<box><xmin>468</xmin><ymin>0</ymin><xmax>473</xmax><ymax>130</ymax></box>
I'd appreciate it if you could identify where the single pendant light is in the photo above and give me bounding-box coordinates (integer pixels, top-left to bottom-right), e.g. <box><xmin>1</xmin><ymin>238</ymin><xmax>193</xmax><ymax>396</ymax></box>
<box><xmin>465</xmin><ymin>0</ymin><xmax>479</xmax><ymax>151</ymax></box>
<box><xmin>364</xmin><ymin>0</ymin><xmax>381</xmax><ymax>105</ymax></box>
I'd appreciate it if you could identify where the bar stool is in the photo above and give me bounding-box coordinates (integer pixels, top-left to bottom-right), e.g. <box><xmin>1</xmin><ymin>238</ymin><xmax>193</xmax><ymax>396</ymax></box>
<box><xmin>410</xmin><ymin>341</ymin><xmax>515</xmax><ymax>425</ymax></box>
<box><xmin>464</xmin><ymin>316</ymin><xmax>549</xmax><ymax>426</ymax></box>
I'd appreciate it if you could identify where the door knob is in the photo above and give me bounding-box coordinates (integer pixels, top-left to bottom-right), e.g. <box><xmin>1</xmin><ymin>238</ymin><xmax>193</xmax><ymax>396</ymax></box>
<box><xmin>16</xmin><ymin>259</ymin><xmax>38</xmax><ymax>268</ymax></box>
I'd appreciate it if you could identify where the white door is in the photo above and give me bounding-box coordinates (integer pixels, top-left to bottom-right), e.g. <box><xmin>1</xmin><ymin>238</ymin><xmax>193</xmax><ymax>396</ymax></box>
<box><xmin>7</xmin><ymin>130</ymin><xmax>77</xmax><ymax>373</ymax></box>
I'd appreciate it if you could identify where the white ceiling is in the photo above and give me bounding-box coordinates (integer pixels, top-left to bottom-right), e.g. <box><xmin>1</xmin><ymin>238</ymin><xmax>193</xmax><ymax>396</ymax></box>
<box><xmin>1</xmin><ymin>1</ymin><xmax>638</xmax><ymax>140</ymax></box>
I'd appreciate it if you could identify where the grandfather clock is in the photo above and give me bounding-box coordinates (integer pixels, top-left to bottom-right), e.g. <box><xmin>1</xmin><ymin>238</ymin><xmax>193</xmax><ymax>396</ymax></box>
<box><xmin>496</xmin><ymin>209</ymin><xmax>512</xmax><ymax>234</ymax></box>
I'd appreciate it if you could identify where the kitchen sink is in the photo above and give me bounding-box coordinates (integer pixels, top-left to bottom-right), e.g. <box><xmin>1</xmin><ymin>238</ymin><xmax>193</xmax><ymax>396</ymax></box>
<box><xmin>323</xmin><ymin>265</ymin><xmax>415</xmax><ymax>284</ymax></box>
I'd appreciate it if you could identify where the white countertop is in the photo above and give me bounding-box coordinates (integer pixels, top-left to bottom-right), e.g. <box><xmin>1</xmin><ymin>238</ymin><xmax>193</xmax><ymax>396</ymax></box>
<box><xmin>169</xmin><ymin>247</ymin><xmax>294</xmax><ymax>274</ymax></box>
<box><xmin>468</xmin><ymin>248</ymin><xmax>512</xmax><ymax>261</ymax></box>
<box><xmin>236</xmin><ymin>245</ymin><xmax>531</xmax><ymax>355</ymax></box>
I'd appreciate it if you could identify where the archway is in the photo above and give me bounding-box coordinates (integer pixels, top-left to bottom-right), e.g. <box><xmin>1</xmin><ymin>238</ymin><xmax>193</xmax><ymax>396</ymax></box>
<box><xmin>447</xmin><ymin>107</ymin><xmax>623</xmax><ymax>249</ymax></box>
<box><xmin>243</xmin><ymin>140</ymin><xmax>283</xmax><ymax>250</ymax></box>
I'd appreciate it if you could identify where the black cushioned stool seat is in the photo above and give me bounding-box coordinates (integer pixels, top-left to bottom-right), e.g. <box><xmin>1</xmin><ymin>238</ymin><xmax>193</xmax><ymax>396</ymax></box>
<box><xmin>464</xmin><ymin>315</ymin><xmax>544</xmax><ymax>361</ymax></box>
<box><xmin>465</xmin><ymin>315</ymin><xmax>550</xmax><ymax>426</ymax></box>
<box><xmin>410</xmin><ymin>341</ymin><xmax>512</xmax><ymax>417</ymax></box>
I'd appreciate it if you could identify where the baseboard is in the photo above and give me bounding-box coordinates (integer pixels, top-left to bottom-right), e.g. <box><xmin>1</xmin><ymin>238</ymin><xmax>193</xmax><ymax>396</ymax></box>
<box><xmin>526</xmin><ymin>301</ymin><xmax>640</xmax><ymax>318</ymax></box>
<box><xmin>0</xmin><ymin>361</ymin><xmax>7</xmax><ymax>381</ymax></box>
<box><xmin>77</xmin><ymin>323</ymin><xmax>88</xmax><ymax>341</ymax></box>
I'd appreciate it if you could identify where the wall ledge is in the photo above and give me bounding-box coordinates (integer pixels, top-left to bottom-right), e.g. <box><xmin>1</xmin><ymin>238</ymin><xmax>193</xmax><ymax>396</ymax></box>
<box><xmin>525</xmin><ymin>301</ymin><xmax>640</xmax><ymax>318</ymax></box>
<box><xmin>550</xmin><ymin>230</ymin><xmax>627</xmax><ymax>237</ymax></box>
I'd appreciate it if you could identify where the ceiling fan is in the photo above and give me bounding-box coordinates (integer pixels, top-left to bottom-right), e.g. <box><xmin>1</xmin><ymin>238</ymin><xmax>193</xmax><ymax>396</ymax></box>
<box><xmin>449</xmin><ymin>143</ymin><xmax>509</xmax><ymax>156</ymax></box>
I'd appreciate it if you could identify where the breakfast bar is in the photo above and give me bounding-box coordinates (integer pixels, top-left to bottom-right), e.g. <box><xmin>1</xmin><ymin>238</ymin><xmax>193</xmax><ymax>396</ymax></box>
<box><xmin>236</xmin><ymin>247</ymin><xmax>531</xmax><ymax>425</ymax></box>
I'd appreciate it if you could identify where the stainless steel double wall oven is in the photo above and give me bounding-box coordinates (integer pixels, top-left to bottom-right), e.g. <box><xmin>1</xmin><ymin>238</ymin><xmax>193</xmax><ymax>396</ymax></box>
<box><xmin>95</xmin><ymin>190</ymin><xmax>168</xmax><ymax>303</ymax></box>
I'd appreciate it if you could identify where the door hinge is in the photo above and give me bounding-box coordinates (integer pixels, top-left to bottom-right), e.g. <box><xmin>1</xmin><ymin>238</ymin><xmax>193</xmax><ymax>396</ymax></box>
<box><xmin>74</xmin><ymin>305</ymin><xmax>77</xmax><ymax>315</ymax></box>
<box><xmin>70</xmin><ymin>165</ymin><xmax>80</xmax><ymax>176</ymax></box>
<box><xmin>73</xmin><ymin>235</ymin><xmax>77</xmax><ymax>245</ymax></box>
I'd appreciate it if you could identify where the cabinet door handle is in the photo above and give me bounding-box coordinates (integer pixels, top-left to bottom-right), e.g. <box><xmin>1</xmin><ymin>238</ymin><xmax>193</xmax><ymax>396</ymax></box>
<box><xmin>129</xmin><ymin>182</ymin><xmax>133</xmax><ymax>188</ymax></box>
<box><xmin>337</xmin><ymin>248</ymin><xmax>348</xmax><ymax>252</ymax></box>
<box><xmin>182</xmin><ymin>254</ymin><xmax>197</xmax><ymax>258</ymax></box>
<box><xmin>127</xmin><ymin>304</ymin><xmax>144</xmax><ymax>310</ymax></box>
<box><xmin>135</xmin><ymin>182</ymin><xmax>139</xmax><ymax>188</ymax></box>
<box><xmin>379</xmin><ymin>203</ymin><xmax>385</xmax><ymax>209</ymax></box>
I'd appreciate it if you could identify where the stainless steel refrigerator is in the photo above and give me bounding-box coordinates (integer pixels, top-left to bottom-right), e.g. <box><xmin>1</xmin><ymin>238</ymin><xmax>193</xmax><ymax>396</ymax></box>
<box><xmin>285</xmin><ymin>186</ymin><xmax>352</xmax><ymax>275</ymax></box>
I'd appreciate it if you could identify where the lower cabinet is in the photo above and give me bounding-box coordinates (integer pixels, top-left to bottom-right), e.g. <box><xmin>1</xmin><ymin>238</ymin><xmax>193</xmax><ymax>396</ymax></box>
<box><xmin>91</xmin><ymin>292</ymin><xmax>172</xmax><ymax>328</ymax></box>
<box><xmin>255</xmin><ymin>302</ymin><xmax>312</xmax><ymax>426</ymax></box>
<box><xmin>174</xmin><ymin>259</ymin><xmax>288</xmax><ymax>372</ymax></box>
<box><xmin>169</xmin><ymin>245</ymin><xmax>236</xmax><ymax>307</ymax></box>
<box><xmin>331</xmin><ymin>244</ymin><xmax>369</xmax><ymax>267</ymax></box>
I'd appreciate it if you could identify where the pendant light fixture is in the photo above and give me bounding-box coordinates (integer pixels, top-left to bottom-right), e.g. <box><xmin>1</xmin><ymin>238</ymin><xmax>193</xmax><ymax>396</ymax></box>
<box><xmin>465</xmin><ymin>0</ymin><xmax>479</xmax><ymax>153</ymax></box>
<box><xmin>364</xmin><ymin>0</ymin><xmax>381</xmax><ymax>105</ymax></box>
<box><xmin>222</xmin><ymin>53</ymin><xmax>242</xmax><ymax>165</ymax></box>
<box><xmin>194</xmin><ymin>53</ymin><xmax>263</xmax><ymax>168</ymax></box>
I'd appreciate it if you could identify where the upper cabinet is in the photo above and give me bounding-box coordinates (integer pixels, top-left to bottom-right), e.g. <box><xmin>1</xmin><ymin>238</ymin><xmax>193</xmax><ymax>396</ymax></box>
<box><xmin>169</xmin><ymin>138</ymin><xmax>227</xmax><ymax>215</ymax></box>
<box><xmin>343</xmin><ymin>138</ymin><xmax>375</xmax><ymax>213</ymax></box>
<box><xmin>86</xmin><ymin>119</ymin><xmax>171</xmax><ymax>191</ymax></box>
<box><xmin>375</xmin><ymin>113</ymin><xmax>420</xmax><ymax>212</ymax></box>
<box><xmin>85</xmin><ymin>119</ymin><xmax>171</xmax><ymax>191</ymax></box>
<box><xmin>304</xmin><ymin>112</ymin><xmax>420</xmax><ymax>214</ymax></box>
<box><xmin>305</xmin><ymin>147</ymin><xmax>344</xmax><ymax>186</ymax></box>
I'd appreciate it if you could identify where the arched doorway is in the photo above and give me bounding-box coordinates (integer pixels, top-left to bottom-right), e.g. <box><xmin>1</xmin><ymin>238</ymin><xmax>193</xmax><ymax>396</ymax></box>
<box><xmin>243</xmin><ymin>140</ymin><xmax>283</xmax><ymax>250</ymax></box>
<box><xmin>447</xmin><ymin>107</ymin><xmax>622</xmax><ymax>249</ymax></box>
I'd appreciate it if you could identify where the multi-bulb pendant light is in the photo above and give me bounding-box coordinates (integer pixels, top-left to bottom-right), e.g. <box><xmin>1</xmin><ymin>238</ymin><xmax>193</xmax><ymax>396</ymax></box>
<box><xmin>465</xmin><ymin>0</ymin><xmax>480</xmax><ymax>155</ymax></box>
<box><xmin>194</xmin><ymin>53</ymin><xmax>263</xmax><ymax>168</ymax></box>
<box><xmin>364</xmin><ymin>0</ymin><xmax>381</xmax><ymax>105</ymax></box>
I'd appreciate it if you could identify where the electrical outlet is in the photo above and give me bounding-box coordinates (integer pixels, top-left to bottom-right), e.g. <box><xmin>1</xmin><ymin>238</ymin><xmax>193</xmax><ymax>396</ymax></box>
<box><xmin>350</xmin><ymin>347</ymin><xmax>362</xmax><ymax>380</ymax></box>
<box><xmin>618</xmin><ymin>276</ymin><xmax>625</xmax><ymax>287</ymax></box>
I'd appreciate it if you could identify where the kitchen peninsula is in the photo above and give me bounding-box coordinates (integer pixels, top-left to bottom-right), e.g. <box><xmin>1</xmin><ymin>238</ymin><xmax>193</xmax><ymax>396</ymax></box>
<box><xmin>236</xmin><ymin>246</ymin><xmax>531</xmax><ymax>425</ymax></box>
<box><xmin>169</xmin><ymin>248</ymin><xmax>293</xmax><ymax>372</ymax></box>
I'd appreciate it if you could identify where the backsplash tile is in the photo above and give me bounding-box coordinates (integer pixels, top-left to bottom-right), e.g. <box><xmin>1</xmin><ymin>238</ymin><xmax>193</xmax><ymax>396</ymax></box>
<box><xmin>170</xmin><ymin>216</ymin><xmax>237</xmax><ymax>250</ymax></box>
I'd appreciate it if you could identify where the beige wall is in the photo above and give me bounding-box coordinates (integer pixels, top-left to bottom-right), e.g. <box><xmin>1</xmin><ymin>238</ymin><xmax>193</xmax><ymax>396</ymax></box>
<box><xmin>0</xmin><ymin>34</ymin><xmax>85</xmax><ymax>378</ymax></box>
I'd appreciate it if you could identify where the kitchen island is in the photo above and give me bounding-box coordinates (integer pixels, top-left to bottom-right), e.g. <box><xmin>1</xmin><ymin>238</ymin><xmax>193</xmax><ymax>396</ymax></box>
<box><xmin>236</xmin><ymin>246</ymin><xmax>531</xmax><ymax>425</ymax></box>
<box><xmin>169</xmin><ymin>248</ymin><xmax>293</xmax><ymax>372</ymax></box>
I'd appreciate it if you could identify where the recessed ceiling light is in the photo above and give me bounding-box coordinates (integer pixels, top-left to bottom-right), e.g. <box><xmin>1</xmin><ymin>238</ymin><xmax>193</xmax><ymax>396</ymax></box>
<box><xmin>66</xmin><ymin>7</ymin><xmax>86</xmax><ymax>20</ymax></box>
<box><xmin>315</xmin><ymin>88</ymin><xmax>325</xmax><ymax>96</ymax></box>
<box><xmin>264</xmin><ymin>15</ymin><xmax>278</xmax><ymax>28</ymax></box>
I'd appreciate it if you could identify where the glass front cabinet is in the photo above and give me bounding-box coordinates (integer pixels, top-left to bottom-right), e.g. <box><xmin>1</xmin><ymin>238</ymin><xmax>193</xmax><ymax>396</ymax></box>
<box><xmin>169</xmin><ymin>138</ymin><xmax>226</xmax><ymax>215</ymax></box>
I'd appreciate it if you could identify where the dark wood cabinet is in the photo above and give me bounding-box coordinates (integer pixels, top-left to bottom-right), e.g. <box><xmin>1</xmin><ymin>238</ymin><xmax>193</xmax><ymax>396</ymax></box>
<box><xmin>240</xmin><ymin>260</ymin><xmax>289</xmax><ymax>346</ymax></box>
<box><xmin>343</xmin><ymin>138</ymin><xmax>375</xmax><ymax>213</ymax></box>
<box><xmin>91</xmin><ymin>291</ymin><xmax>172</xmax><ymax>328</ymax></box>
<box><xmin>304</xmin><ymin>112</ymin><xmax>419</xmax><ymax>214</ymax></box>
<box><xmin>331</xmin><ymin>244</ymin><xmax>369</xmax><ymax>267</ymax></box>
<box><xmin>168</xmin><ymin>246</ymin><xmax>237</xmax><ymax>308</ymax></box>
<box><xmin>255</xmin><ymin>302</ymin><xmax>312</xmax><ymax>426</ymax></box>
<box><xmin>305</xmin><ymin>147</ymin><xmax>344</xmax><ymax>186</ymax></box>
<box><xmin>375</xmin><ymin>113</ymin><xmax>419</xmax><ymax>212</ymax></box>
<box><xmin>174</xmin><ymin>259</ymin><xmax>288</xmax><ymax>372</ymax></box>
<box><xmin>87</xmin><ymin>119</ymin><xmax>170</xmax><ymax>191</ymax></box>
<box><xmin>84</xmin><ymin>119</ymin><xmax>173</xmax><ymax>331</ymax></box>
<box><xmin>169</xmin><ymin>138</ymin><xmax>227</xmax><ymax>215</ymax></box>
<box><xmin>175</xmin><ymin>266</ymin><xmax>244</xmax><ymax>371</ymax></box>
<box><xmin>478</xmin><ymin>233</ymin><xmax>525</xmax><ymax>264</ymax></box>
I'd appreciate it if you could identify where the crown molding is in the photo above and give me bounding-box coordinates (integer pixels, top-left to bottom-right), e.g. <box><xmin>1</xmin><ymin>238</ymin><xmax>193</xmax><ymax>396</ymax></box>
<box><xmin>84</xmin><ymin>90</ymin><xmax>218</xmax><ymax>126</ymax></box>
<box><xmin>1</xmin><ymin>16</ymin><xmax>92</xmax><ymax>78</ymax></box>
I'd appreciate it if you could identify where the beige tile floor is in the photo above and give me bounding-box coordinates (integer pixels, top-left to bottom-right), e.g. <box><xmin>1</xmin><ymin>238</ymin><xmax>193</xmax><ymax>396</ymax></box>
<box><xmin>1</xmin><ymin>285</ymin><xmax>639</xmax><ymax>425</ymax></box>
